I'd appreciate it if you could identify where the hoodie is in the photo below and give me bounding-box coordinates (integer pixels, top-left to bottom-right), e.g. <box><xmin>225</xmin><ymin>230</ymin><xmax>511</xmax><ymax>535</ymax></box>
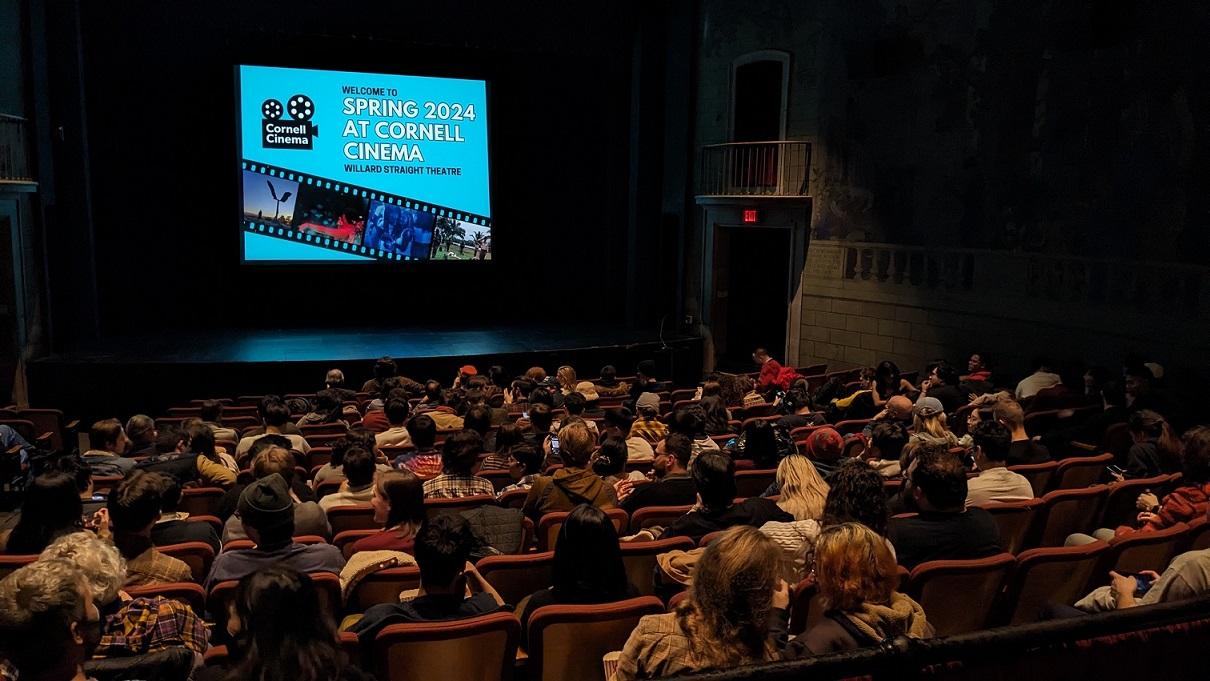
<box><xmin>1122</xmin><ymin>481</ymin><xmax>1210</xmax><ymax>535</ymax></box>
<box><xmin>522</xmin><ymin>467</ymin><xmax>615</xmax><ymax>520</ymax></box>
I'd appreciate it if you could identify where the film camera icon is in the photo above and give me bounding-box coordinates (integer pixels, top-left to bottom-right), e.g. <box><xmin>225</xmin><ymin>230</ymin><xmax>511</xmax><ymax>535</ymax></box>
<box><xmin>261</xmin><ymin>94</ymin><xmax>314</xmax><ymax>122</ymax></box>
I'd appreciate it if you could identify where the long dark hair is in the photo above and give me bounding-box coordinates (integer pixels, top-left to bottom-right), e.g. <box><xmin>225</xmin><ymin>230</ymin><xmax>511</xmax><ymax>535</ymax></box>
<box><xmin>377</xmin><ymin>469</ymin><xmax>425</xmax><ymax>533</ymax></box>
<box><xmin>874</xmin><ymin>361</ymin><xmax>902</xmax><ymax>398</ymax></box>
<box><xmin>552</xmin><ymin>505</ymin><xmax>629</xmax><ymax>602</ymax></box>
<box><xmin>7</xmin><ymin>473</ymin><xmax>83</xmax><ymax>554</ymax></box>
<box><xmin>822</xmin><ymin>459</ymin><xmax>889</xmax><ymax>536</ymax></box>
<box><xmin>699</xmin><ymin>396</ymin><xmax>731</xmax><ymax>436</ymax></box>
<box><xmin>1129</xmin><ymin>410</ymin><xmax>1182</xmax><ymax>474</ymax></box>
<box><xmin>742</xmin><ymin>420</ymin><xmax>780</xmax><ymax>468</ymax></box>
<box><xmin>226</xmin><ymin>567</ymin><xmax>344</xmax><ymax>681</ymax></box>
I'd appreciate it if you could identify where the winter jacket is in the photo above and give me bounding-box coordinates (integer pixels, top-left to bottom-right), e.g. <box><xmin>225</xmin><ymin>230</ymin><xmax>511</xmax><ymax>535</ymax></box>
<box><xmin>522</xmin><ymin>467</ymin><xmax>615</xmax><ymax>520</ymax></box>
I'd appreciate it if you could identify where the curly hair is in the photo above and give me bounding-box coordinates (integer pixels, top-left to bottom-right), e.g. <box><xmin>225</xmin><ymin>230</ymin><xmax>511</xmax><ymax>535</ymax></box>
<box><xmin>676</xmin><ymin>526</ymin><xmax>782</xmax><ymax>669</ymax></box>
<box><xmin>39</xmin><ymin>532</ymin><xmax>127</xmax><ymax>606</ymax></box>
<box><xmin>823</xmin><ymin>459</ymin><xmax>889</xmax><ymax>536</ymax></box>
<box><xmin>0</xmin><ymin>560</ymin><xmax>89</xmax><ymax>675</ymax></box>
<box><xmin>814</xmin><ymin>522</ymin><xmax>899</xmax><ymax>612</ymax></box>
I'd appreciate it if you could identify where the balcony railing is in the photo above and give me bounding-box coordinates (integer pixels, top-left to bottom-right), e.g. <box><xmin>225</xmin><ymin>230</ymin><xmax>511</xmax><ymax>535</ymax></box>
<box><xmin>1</xmin><ymin>114</ymin><xmax>33</xmax><ymax>183</ymax></box>
<box><xmin>698</xmin><ymin>140</ymin><xmax>810</xmax><ymax>197</ymax></box>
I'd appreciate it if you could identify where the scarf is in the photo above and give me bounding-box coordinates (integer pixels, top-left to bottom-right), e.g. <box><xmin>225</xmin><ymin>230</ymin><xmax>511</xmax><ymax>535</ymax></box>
<box><xmin>844</xmin><ymin>592</ymin><xmax>932</xmax><ymax>642</ymax></box>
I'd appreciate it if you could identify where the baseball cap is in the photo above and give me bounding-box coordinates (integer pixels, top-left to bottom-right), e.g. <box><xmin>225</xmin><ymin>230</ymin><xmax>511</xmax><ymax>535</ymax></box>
<box><xmin>459</xmin><ymin>365</ymin><xmax>478</xmax><ymax>376</ymax></box>
<box><xmin>914</xmin><ymin>396</ymin><xmax>945</xmax><ymax>417</ymax></box>
<box><xmin>805</xmin><ymin>427</ymin><xmax>844</xmax><ymax>461</ymax></box>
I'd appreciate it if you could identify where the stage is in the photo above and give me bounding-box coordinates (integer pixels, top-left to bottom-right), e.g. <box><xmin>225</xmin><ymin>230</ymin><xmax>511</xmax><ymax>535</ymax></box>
<box><xmin>28</xmin><ymin>324</ymin><xmax>703</xmax><ymax>422</ymax></box>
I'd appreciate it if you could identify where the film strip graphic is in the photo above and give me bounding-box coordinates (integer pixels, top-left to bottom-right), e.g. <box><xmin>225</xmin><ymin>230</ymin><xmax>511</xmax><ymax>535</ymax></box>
<box><xmin>241</xmin><ymin>159</ymin><xmax>491</xmax><ymax>262</ymax></box>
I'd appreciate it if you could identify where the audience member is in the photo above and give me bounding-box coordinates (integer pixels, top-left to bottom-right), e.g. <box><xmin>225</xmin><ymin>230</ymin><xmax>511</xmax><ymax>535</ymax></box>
<box><xmin>670</xmin><ymin>405</ymin><xmax>720</xmax><ymax>458</ymax></box>
<box><xmin>860</xmin><ymin>421</ymin><xmax>909</xmax><ymax>478</ymax></box>
<box><xmin>664</xmin><ymin>452</ymin><xmax>792</xmax><ymax>542</ymax></box>
<box><xmin>422</xmin><ymin>431</ymin><xmax>494</xmax><ymax>499</ymax></box>
<box><xmin>416</xmin><ymin>381</ymin><xmax>464</xmax><ymax>431</ymax></box>
<box><xmin>783</xmin><ymin>523</ymin><xmax>932</xmax><ymax>656</ymax></box>
<box><xmin>1</xmin><ymin>473</ymin><xmax>84</xmax><ymax>554</ymax></box>
<box><xmin>348</xmin><ymin>514</ymin><xmax>504</xmax><ymax>644</ymax></box>
<box><xmin>0</xmin><ymin>559</ymin><xmax>102</xmax><ymax>681</ymax></box>
<box><xmin>1121</xmin><ymin>409</ymin><xmax>1182</xmax><ymax>479</ymax></box>
<box><xmin>822</xmin><ymin>459</ymin><xmax>890</xmax><ymax>537</ymax></box>
<box><xmin>1015</xmin><ymin>356</ymin><xmax>1062</xmax><ymax>400</ymax></box>
<box><xmin>125</xmin><ymin>414</ymin><xmax>158</xmax><ymax>457</ymax></box>
<box><xmin>961</xmin><ymin>353</ymin><xmax>992</xmax><ymax>384</ymax></box>
<box><xmin>394</xmin><ymin>414</ymin><xmax>442</xmax><ymax>479</ymax></box>
<box><xmin>318</xmin><ymin>447</ymin><xmax>377</xmax><ymax>511</ymax></box>
<box><xmin>82</xmin><ymin>419</ymin><xmax>137</xmax><ymax>477</ymax></box>
<box><xmin>864</xmin><ymin>395</ymin><xmax>914</xmax><ymax>437</ymax></box>
<box><xmin>206</xmin><ymin>474</ymin><xmax>345</xmax><ymax>590</ymax></box>
<box><xmin>801</xmin><ymin>426</ymin><xmax>846</xmax><ymax>478</ymax></box>
<box><xmin>243</xmin><ymin>395</ymin><xmax>304</xmax><ymax>437</ymax></box>
<box><xmin>106</xmin><ymin>471</ymin><xmax>194</xmax><ymax>586</ymax></box>
<box><xmin>617</xmin><ymin>433</ymin><xmax>696</xmax><ymax>514</ymax></box>
<box><xmin>361</xmin><ymin>356</ymin><xmax>398</xmax><ymax>393</ymax></box>
<box><xmin>199</xmin><ymin>400</ymin><xmax>238</xmax><ymax>442</ymax></box>
<box><xmin>225</xmin><ymin>446</ymin><xmax>331</xmax><ymax>541</ymax></box>
<box><xmin>315</xmin><ymin>429</ymin><xmax>382</xmax><ymax>486</ymax></box>
<box><xmin>463</xmin><ymin>404</ymin><xmax>496</xmax><ymax>451</ymax></box>
<box><xmin>630</xmin><ymin>393</ymin><xmax>669</xmax><ymax>445</ymax></box>
<box><xmin>614</xmin><ymin>526</ymin><xmax>784</xmax><ymax>679</ymax></box>
<box><xmin>966</xmin><ymin>421</ymin><xmax>1034</xmax><ymax>507</ymax></box>
<box><xmin>993</xmin><ymin>399</ymin><xmax>1051</xmax><ymax>466</ymax></box>
<box><xmin>1071</xmin><ymin>548</ymin><xmax>1210</xmax><ymax>613</ymax></box>
<box><xmin>324</xmin><ymin>368</ymin><xmax>358</xmax><ymax>402</ymax></box>
<box><xmin>153</xmin><ymin>475</ymin><xmax>222</xmax><ymax>553</ymax></box>
<box><xmin>731</xmin><ymin>419</ymin><xmax>788</xmax><ymax>469</ymax></box>
<box><xmin>590</xmin><ymin>436</ymin><xmax>631</xmax><ymax>486</ymax></box>
<box><xmin>773</xmin><ymin>455</ymin><xmax>829</xmax><ymax>521</ymax></box>
<box><xmin>887</xmin><ymin>448</ymin><xmax>1001</xmax><ymax>569</ymax></box>
<box><xmin>297</xmin><ymin>389</ymin><xmax>349</xmax><ymax>428</ymax></box>
<box><xmin>603</xmin><ymin>406</ymin><xmax>655</xmax><ymax>463</ymax></box>
<box><xmin>594</xmin><ymin>364</ymin><xmax>630</xmax><ymax>397</ymax></box>
<box><xmin>517</xmin><ymin>504</ymin><xmax>636</xmax><ymax>646</ymax></box>
<box><xmin>523</xmin><ymin>421</ymin><xmax>615</xmax><ymax>520</ymax></box>
<box><xmin>235</xmin><ymin>396</ymin><xmax>310</xmax><ymax>461</ymax></box>
<box><xmin>497</xmin><ymin>444</ymin><xmax>543</xmax><ymax>497</ymax></box>
<box><xmin>908</xmin><ymin>398</ymin><xmax>960</xmax><ymax>449</ymax></box>
<box><xmin>918</xmin><ymin>361</ymin><xmax>970</xmax><ymax>415</ymax></box>
<box><xmin>776</xmin><ymin>389</ymin><xmax>825</xmax><ymax>431</ymax></box>
<box><xmin>699</xmin><ymin>395</ymin><xmax>731</xmax><ymax>436</ymax></box>
<box><xmin>350</xmin><ymin>469</ymin><xmax>425</xmax><ymax>553</ymax></box>
<box><xmin>628</xmin><ymin>360</ymin><xmax>662</xmax><ymax>403</ymax></box>
<box><xmin>479</xmin><ymin>423</ymin><xmax>521</xmax><ymax>470</ymax></box>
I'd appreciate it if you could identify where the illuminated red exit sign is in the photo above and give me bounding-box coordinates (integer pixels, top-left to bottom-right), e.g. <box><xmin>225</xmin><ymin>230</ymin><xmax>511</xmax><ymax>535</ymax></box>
<box><xmin>742</xmin><ymin>209</ymin><xmax>759</xmax><ymax>224</ymax></box>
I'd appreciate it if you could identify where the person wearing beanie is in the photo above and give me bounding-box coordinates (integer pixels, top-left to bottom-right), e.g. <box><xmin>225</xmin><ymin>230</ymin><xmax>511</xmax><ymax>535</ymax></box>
<box><xmin>628</xmin><ymin>360</ymin><xmax>662</xmax><ymax>404</ymax></box>
<box><xmin>629</xmin><ymin>393</ymin><xmax>668</xmax><ymax>445</ymax></box>
<box><xmin>803</xmin><ymin>427</ymin><xmax>847</xmax><ymax>479</ymax></box>
<box><xmin>204</xmin><ymin>474</ymin><xmax>345</xmax><ymax>590</ymax></box>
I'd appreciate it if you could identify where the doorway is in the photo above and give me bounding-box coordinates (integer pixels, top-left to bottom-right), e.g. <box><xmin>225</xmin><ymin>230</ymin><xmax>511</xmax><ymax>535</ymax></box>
<box><xmin>710</xmin><ymin>225</ymin><xmax>792</xmax><ymax>372</ymax></box>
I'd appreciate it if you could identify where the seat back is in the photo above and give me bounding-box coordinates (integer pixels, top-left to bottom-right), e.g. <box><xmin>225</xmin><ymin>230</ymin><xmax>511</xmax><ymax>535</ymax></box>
<box><xmin>299</xmin><ymin>422</ymin><xmax>349</xmax><ymax>436</ymax></box>
<box><xmin>1100</xmin><ymin>474</ymin><xmax>1176</xmax><ymax>529</ymax></box>
<box><xmin>16</xmin><ymin>408</ymin><xmax>69</xmax><ymax>451</ymax></box>
<box><xmin>334</xmin><ymin>529</ymin><xmax>380</xmax><ymax>559</ymax></box>
<box><xmin>734</xmin><ymin>469</ymin><xmax>777</xmax><ymax>499</ymax></box>
<box><xmin>497</xmin><ymin>488</ymin><xmax>529</xmax><ymax>509</ymax></box>
<box><xmin>327</xmin><ymin>505</ymin><xmax>378</xmax><ymax>534</ymax></box>
<box><xmin>177</xmin><ymin>487</ymin><xmax>225</xmax><ymax>518</ymax></box>
<box><xmin>1051</xmin><ymin>453</ymin><xmax>1114</xmax><ymax>491</ymax></box>
<box><xmin>125</xmin><ymin>582</ymin><xmax>207</xmax><ymax>615</ymax></box>
<box><xmin>1007</xmin><ymin>461</ymin><xmax>1059</xmax><ymax>497</ymax></box>
<box><xmin>210</xmin><ymin>571</ymin><xmax>342</xmax><ymax>621</ymax></box>
<box><xmin>528</xmin><ymin>596</ymin><xmax>665</xmax><ymax>681</ymax></box>
<box><xmin>979</xmin><ymin>499</ymin><xmax>1045</xmax><ymax>554</ymax></box>
<box><xmin>372</xmin><ymin>612</ymin><xmax>520</xmax><ymax>681</ymax></box>
<box><xmin>787</xmin><ymin>580</ymin><xmax>827</xmax><ymax>635</ymax></box>
<box><xmin>476</xmin><ymin>552</ymin><xmax>555</xmax><ymax>606</ymax></box>
<box><xmin>0</xmin><ymin>554</ymin><xmax>38</xmax><ymax>581</ymax></box>
<box><xmin>1038</xmin><ymin>486</ymin><xmax>1109</xmax><ymax>547</ymax></box>
<box><xmin>1104</xmin><ymin>523</ymin><xmax>1190</xmax><ymax>576</ymax></box>
<box><xmin>424</xmin><ymin>495</ymin><xmax>495</xmax><ymax>519</ymax></box>
<box><xmin>619</xmin><ymin>537</ymin><xmax>696</xmax><ymax>596</ymax></box>
<box><xmin>1003</xmin><ymin>542</ymin><xmax>1110</xmax><ymax>625</ymax></box>
<box><xmin>537</xmin><ymin>509</ymin><xmax>628</xmax><ymax>551</ymax></box>
<box><xmin>158</xmin><ymin>542</ymin><xmax>216</xmax><ymax>583</ymax></box>
<box><xmin>906</xmin><ymin>553</ymin><xmax>1016</xmax><ymax>636</ymax></box>
<box><xmin>833</xmin><ymin>419</ymin><xmax>872</xmax><ymax>436</ymax></box>
<box><xmin>347</xmin><ymin>566</ymin><xmax>422</xmax><ymax>613</ymax></box>
<box><xmin>478</xmin><ymin>469</ymin><xmax>515</xmax><ymax>492</ymax></box>
<box><xmin>1188</xmin><ymin>516</ymin><xmax>1210</xmax><ymax>552</ymax></box>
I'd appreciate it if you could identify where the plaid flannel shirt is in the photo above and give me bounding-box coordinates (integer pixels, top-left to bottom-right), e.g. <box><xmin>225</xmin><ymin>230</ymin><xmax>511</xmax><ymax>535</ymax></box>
<box><xmin>422</xmin><ymin>474</ymin><xmax>495</xmax><ymax>499</ymax></box>
<box><xmin>96</xmin><ymin>597</ymin><xmax>209</xmax><ymax>657</ymax></box>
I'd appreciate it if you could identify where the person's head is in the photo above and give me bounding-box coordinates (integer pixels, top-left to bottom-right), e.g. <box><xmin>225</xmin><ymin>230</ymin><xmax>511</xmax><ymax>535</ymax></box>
<box><xmin>699</xmin><ymin>395</ymin><xmax>730</xmax><ymax>431</ymax></box>
<box><xmin>591</xmin><ymin>437</ymin><xmax>629</xmax><ymax>477</ymax></box>
<box><xmin>524</xmin><ymin>366</ymin><xmax>547</xmax><ymax>383</ymax></box>
<box><xmin>185</xmin><ymin>422</ymin><xmax>217</xmax><ymax>460</ymax></box>
<box><xmin>340</xmin><ymin>447</ymin><xmax>374</xmax><ymax>488</ymax></box>
<box><xmin>107</xmin><ymin>471</ymin><xmax>167</xmax><ymax>535</ymax></box>
<box><xmin>692</xmin><ymin>452</ymin><xmax>737</xmax><ymax>512</ymax></box>
<box><xmin>40</xmin><ymin>532</ymin><xmax>126</xmax><ymax>609</ymax></box>
<box><xmin>237</xmin><ymin>473</ymin><xmax>296</xmax><ymax>548</ymax></box>
<box><xmin>886</xmin><ymin>395</ymin><xmax>914</xmax><ymax>420</ymax></box>
<box><xmin>493</xmin><ymin>423</ymin><xmax>522</xmax><ymax>454</ymax></box>
<box><xmin>508</xmin><ymin>444</ymin><xmax>543</xmax><ymax>478</ymax></box>
<box><xmin>488</xmin><ymin>365</ymin><xmax>509</xmax><ymax>389</ymax></box>
<box><xmin>413</xmin><ymin>514</ymin><xmax>477</xmax><ymax>593</ymax></box>
<box><xmin>248</xmin><ymin>433</ymin><xmax>292</xmax><ymax>463</ymax></box>
<box><xmin>463</xmin><ymin>405</ymin><xmax>491</xmax><ymax>436</ymax></box>
<box><xmin>528</xmin><ymin>402</ymin><xmax>555</xmax><ymax>436</ymax></box>
<box><xmin>700</xmin><ymin>381</ymin><xmax>722</xmax><ymax>399</ymax></box>
<box><xmin>8</xmin><ymin>473</ymin><xmax>83</xmax><ymax>555</ymax></box>
<box><xmin>679</xmin><ymin>526</ymin><xmax>783</xmax><ymax>666</ymax></box>
<box><xmin>385</xmin><ymin>397</ymin><xmax>411</xmax><ymax>427</ymax></box>
<box><xmin>153</xmin><ymin>424</ymin><xmax>186</xmax><ymax>454</ymax></box>
<box><xmin>814</xmin><ymin>522</ymin><xmax>899</xmax><ymax>612</ymax></box>
<box><xmin>635</xmin><ymin>392</ymin><xmax>661</xmax><ymax>419</ymax></box>
<box><xmin>867</xmin><ymin>421</ymin><xmax>908</xmax><ymax>461</ymax></box>
<box><xmin>823</xmin><ymin>459</ymin><xmax>889</xmax><ymax>536</ymax></box>
<box><xmin>440</xmin><ymin>431</ymin><xmax>483</xmax><ymax>477</ymax></box>
<box><xmin>197</xmin><ymin>400</ymin><xmax>223</xmax><ymax>424</ymax></box>
<box><xmin>671</xmin><ymin>405</ymin><xmax>707</xmax><ymax>438</ymax></box>
<box><xmin>562</xmin><ymin>391</ymin><xmax>587</xmax><ymax>417</ymax></box>
<box><xmin>598</xmin><ymin>364</ymin><xmax>618</xmax><ymax>386</ymax></box>
<box><xmin>655</xmin><ymin>433</ymin><xmax>693</xmax><ymax>475</ymax></box>
<box><xmin>1128</xmin><ymin>409</ymin><xmax>1182</xmax><ymax>470</ymax></box>
<box><xmin>258</xmin><ymin>395</ymin><xmax>291</xmax><ymax>429</ymax></box>
<box><xmin>781</xmin><ymin>388</ymin><xmax>812</xmax><ymax>415</ymax></box>
<box><xmin>45</xmin><ymin>454</ymin><xmax>93</xmax><ymax>499</ymax></box>
<box><xmin>556</xmin><ymin>365</ymin><xmax>577</xmax><ymax>391</ymax></box>
<box><xmin>372</xmin><ymin>469</ymin><xmax>425</xmax><ymax>530</ymax></box>
<box><xmin>251</xmin><ymin>445</ymin><xmax>296</xmax><ymax>486</ymax></box>
<box><xmin>636</xmin><ymin>359</ymin><xmax>657</xmax><ymax>381</ymax></box>
<box><xmin>752</xmin><ymin>348</ymin><xmax>771</xmax><ymax>365</ymax></box>
<box><xmin>406</xmin><ymin>414</ymin><xmax>437</xmax><ymax>449</ymax></box>
<box><xmin>226</xmin><ymin>566</ymin><xmax>342</xmax><ymax>681</ymax></box>
<box><xmin>528</xmin><ymin>387</ymin><xmax>555</xmax><ymax>408</ymax></box>
<box><xmin>930</xmin><ymin>361</ymin><xmax>958</xmax><ymax>387</ymax></box>
<box><xmin>124</xmin><ymin>414</ymin><xmax>156</xmax><ymax>448</ymax></box>
<box><xmin>1100</xmin><ymin>379</ymin><xmax>1125</xmax><ymax>408</ymax></box>
<box><xmin>378</xmin><ymin>376</ymin><xmax>404</xmax><ymax>402</ymax></box>
<box><xmin>0</xmin><ymin>559</ymin><xmax>101</xmax><ymax>677</ymax></box>
<box><xmin>324</xmin><ymin>368</ymin><xmax>345</xmax><ymax>389</ymax></box>
<box><xmin>804</xmin><ymin>427</ymin><xmax>844</xmax><ymax>463</ymax></box>
<box><xmin>776</xmin><ymin>455</ymin><xmax>829</xmax><ymax>521</ymax></box>
<box><xmin>909</xmin><ymin>449</ymin><xmax>968</xmax><ymax>513</ymax></box>
<box><xmin>743</xmin><ymin>419</ymin><xmax>781</xmax><ymax>467</ymax></box>
<box><xmin>373</xmin><ymin>356</ymin><xmax>398</xmax><ymax>382</ymax></box>
<box><xmin>313</xmin><ymin>389</ymin><xmax>343</xmax><ymax>420</ymax></box>
<box><xmin>557</xmin><ymin>421</ymin><xmax>595</xmax><ymax>468</ymax></box>
<box><xmin>991</xmin><ymin>399</ymin><xmax>1025</xmax><ymax>433</ymax></box>
<box><xmin>552</xmin><ymin>504</ymin><xmax>628</xmax><ymax>600</ymax></box>
<box><xmin>423</xmin><ymin>380</ymin><xmax>444</xmax><ymax>405</ymax></box>
<box><xmin>602</xmin><ymin>406</ymin><xmax>636</xmax><ymax>437</ymax></box>
<box><xmin>1180</xmin><ymin>426</ymin><xmax>1210</xmax><ymax>485</ymax></box>
<box><xmin>912</xmin><ymin>397</ymin><xmax>949</xmax><ymax>437</ymax></box>
<box><xmin>88</xmin><ymin>418</ymin><xmax>129</xmax><ymax>454</ymax></box>
<box><xmin>1124</xmin><ymin>364</ymin><xmax>1154</xmax><ymax>399</ymax></box>
<box><xmin>970</xmin><ymin>420</ymin><xmax>1011</xmax><ymax>468</ymax></box>
<box><xmin>874</xmin><ymin>361</ymin><xmax>901</xmax><ymax>391</ymax></box>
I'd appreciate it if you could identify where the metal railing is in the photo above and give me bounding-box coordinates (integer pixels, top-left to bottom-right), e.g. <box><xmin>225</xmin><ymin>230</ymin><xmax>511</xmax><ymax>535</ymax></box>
<box><xmin>0</xmin><ymin>114</ymin><xmax>33</xmax><ymax>182</ymax></box>
<box><xmin>698</xmin><ymin>140</ymin><xmax>811</xmax><ymax>197</ymax></box>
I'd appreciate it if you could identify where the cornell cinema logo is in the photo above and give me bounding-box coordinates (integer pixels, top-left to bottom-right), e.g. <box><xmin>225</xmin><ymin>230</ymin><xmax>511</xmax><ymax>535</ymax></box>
<box><xmin>261</xmin><ymin>94</ymin><xmax>318</xmax><ymax>149</ymax></box>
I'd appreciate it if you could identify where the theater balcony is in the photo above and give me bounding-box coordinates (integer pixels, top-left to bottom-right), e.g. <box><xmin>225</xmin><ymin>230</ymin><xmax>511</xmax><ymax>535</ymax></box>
<box><xmin>695</xmin><ymin>140</ymin><xmax>811</xmax><ymax>200</ymax></box>
<box><xmin>0</xmin><ymin>114</ymin><xmax>36</xmax><ymax>192</ymax></box>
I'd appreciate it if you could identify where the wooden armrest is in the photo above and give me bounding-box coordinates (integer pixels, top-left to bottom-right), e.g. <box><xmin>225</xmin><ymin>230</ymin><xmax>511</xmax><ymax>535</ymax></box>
<box><xmin>34</xmin><ymin>432</ymin><xmax>54</xmax><ymax>449</ymax></box>
<box><xmin>6</xmin><ymin>444</ymin><xmax>23</xmax><ymax>456</ymax></box>
<box><xmin>1069</xmin><ymin>441</ymin><xmax>1097</xmax><ymax>453</ymax></box>
<box><xmin>65</xmin><ymin>419</ymin><xmax>81</xmax><ymax>432</ymax></box>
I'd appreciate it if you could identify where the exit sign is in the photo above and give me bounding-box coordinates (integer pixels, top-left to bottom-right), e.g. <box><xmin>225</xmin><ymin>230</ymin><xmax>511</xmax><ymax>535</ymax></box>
<box><xmin>742</xmin><ymin>209</ymin><xmax>759</xmax><ymax>224</ymax></box>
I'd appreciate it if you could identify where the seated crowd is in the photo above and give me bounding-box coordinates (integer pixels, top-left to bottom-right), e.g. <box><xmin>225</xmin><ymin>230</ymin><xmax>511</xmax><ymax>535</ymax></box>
<box><xmin>0</xmin><ymin>351</ymin><xmax>1207</xmax><ymax>681</ymax></box>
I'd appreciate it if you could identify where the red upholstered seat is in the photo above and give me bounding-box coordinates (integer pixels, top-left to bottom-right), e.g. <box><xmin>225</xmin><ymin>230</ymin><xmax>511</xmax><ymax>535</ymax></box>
<box><xmin>372</xmin><ymin>612</ymin><xmax>520</xmax><ymax>681</ymax></box>
<box><xmin>906</xmin><ymin>553</ymin><xmax>1016</xmax><ymax>636</ymax></box>
<box><xmin>526</xmin><ymin>597</ymin><xmax>665</xmax><ymax>681</ymax></box>
<box><xmin>1001</xmin><ymin>542</ymin><xmax>1110</xmax><ymax>625</ymax></box>
<box><xmin>1037</xmin><ymin>486</ymin><xmax>1109</xmax><ymax>547</ymax></box>
<box><xmin>979</xmin><ymin>498</ymin><xmax>1045</xmax><ymax>554</ymax></box>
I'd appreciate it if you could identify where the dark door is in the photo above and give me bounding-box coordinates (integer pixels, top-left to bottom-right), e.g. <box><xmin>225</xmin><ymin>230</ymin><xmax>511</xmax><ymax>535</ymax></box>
<box><xmin>712</xmin><ymin>225</ymin><xmax>791</xmax><ymax>372</ymax></box>
<box><xmin>733</xmin><ymin>60</ymin><xmax>784</xmax><ymax>142</ymax></box>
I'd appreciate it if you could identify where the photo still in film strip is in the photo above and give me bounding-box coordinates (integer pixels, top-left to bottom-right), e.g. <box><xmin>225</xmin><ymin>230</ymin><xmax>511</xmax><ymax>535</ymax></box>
<box><xmin>240</xmin><ymin>161</ymin><xmax>492</xmax><ymax>263</ymax></box>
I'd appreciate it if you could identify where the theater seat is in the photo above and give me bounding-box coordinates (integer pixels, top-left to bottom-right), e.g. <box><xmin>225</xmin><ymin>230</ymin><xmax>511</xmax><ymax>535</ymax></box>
<box><xmin>734</xmin><ymin>469</ymin><xmax>777</xmax><ymax>499</ymax></box>
<box><xmin>158</xmin><ymin>542</ymin><xmax>216</xmax><ymax>583</ymax></box>
<box><xmin>1187</xmin><ymin>516</ymin><xmax>1210</xmax><ymax>552</ymax></box>
<box><xmin>619</xmin><ymin>537</ymin><xmax>695</xmax><ymax>596</ymax></box>
<box><xmin>327</xmin><ymin>505</ymin><xmax>378</xmax><ymax>534</ymax></box>
<box><xmin>334</xmin><ymin>529</ymin><xmax>380</xmax><ymax>558</ymax></box>
<box><xmin>537</xmin><ymin>509</ymin><xmax>628</xmax><ymax>551</ymax></box>
<box><xmin>347</xmin><ymin>566</ymin><xmax>422</xmax><ymax>613</ymax></box>
<box><xmin>125</xmin><ymin>582</ymin><xmax>207</xmax><ymax>616</ymax></box>
<box><xmin>629</xmin><ymin>506</ymin><xmax>692</xmax><ymax>533</ymax></box>
<box><xmin>1037</xmin><ymin>486</ymin><xmax>1109</xmax><ymax>547</ymax></box>
<box><xmin>1000</xmin><ymin>542</ymin><xmax>1110</xmax><ymax>625</ymax></box>
<box><xmin>423</xmin><ymin>494</ymin><xmax>495</xmax><ymax>519</ymax></box>
<box><xmin>979</xmin><ymin>498</ymin><xmax>1045</xmax><ymax>554</ymax></box>
<box><xmin>906</xmin><ymin>553</ymin><xmax>1016</xmax><ymax>636</ymax></box>
<box><xmin>372</xmin><ymin>612</ymin><xmax>520</xmax><ymax>681</ymax></box>
<box><xmin>209</xmin><ymin>571</ymin><xmax>342</xmax><ymax>622</ymax></box>
<box><xmin>1102</xmin><ymin>523</ymin><xmax>1190</xmax><ymax>576</ymax></box>
<box><xmin>476</xmin><ymin>552</ymin><xmax>555</xmax><ymax>606</ymax></box>
<box><xmin>526</xmin><ymin>596</ymin><xmax>665</xmax><ymax>681</ymax></box>
<box><xmin>1007</xmin><ymin>461</ymin><xmax>1059</xmax><ymax>497</ymax></box>
<box><xmin>1099</xmin><ymin>474</ymin><xmax>1177</xmax><ymax>529</ymax></box>
<box><xmin>1050</xmin><ymin>453</ymin><xmax>1114</xmax><ymax>491</ymax></box>
<box><xmin>177</xmin><ymin>487</ymin><xmax>225</xmax><ymax>518</ymax></box>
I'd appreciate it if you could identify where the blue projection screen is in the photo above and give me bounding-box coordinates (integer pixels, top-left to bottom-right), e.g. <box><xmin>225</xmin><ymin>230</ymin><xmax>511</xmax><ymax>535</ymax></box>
<box><xmin>236</xmin><ymin>65</ymin><xmax>492</xmax><ymax>263</ymax></box>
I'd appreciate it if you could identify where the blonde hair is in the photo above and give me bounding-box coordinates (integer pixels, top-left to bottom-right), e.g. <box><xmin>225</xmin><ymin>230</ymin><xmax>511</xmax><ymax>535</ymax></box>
<box><xmin>556</xmin><ymin>365</ymin><xmax>577</xmax><ymax>393</ymax></box>
<box><xmin>39</xmin><ymin>532</ymin><xmax>127</xmax><ymax>606</ymax></box>
<box><xmin>557</xmin><ymin>420</ymin><xmax>596</xmax><ymax>467</ymax></box>
<box><xmin>677</xmin><ymin>526</ymin><xmax>783</xmax><ymax>669</ymax></box>
<box><xmin>814</xmin><ymin>522</ymin><xmax>899</xmax><ymax>612</ymax></box>
<box><xmin>912</xmin><ymin>411</ymin><xmax>950</xmax><ymax>439</ymax></box>
<box><xmin>775</xmin><ymin>455</ymin><xmax>829</xmax><ymax>521</ymax></box>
